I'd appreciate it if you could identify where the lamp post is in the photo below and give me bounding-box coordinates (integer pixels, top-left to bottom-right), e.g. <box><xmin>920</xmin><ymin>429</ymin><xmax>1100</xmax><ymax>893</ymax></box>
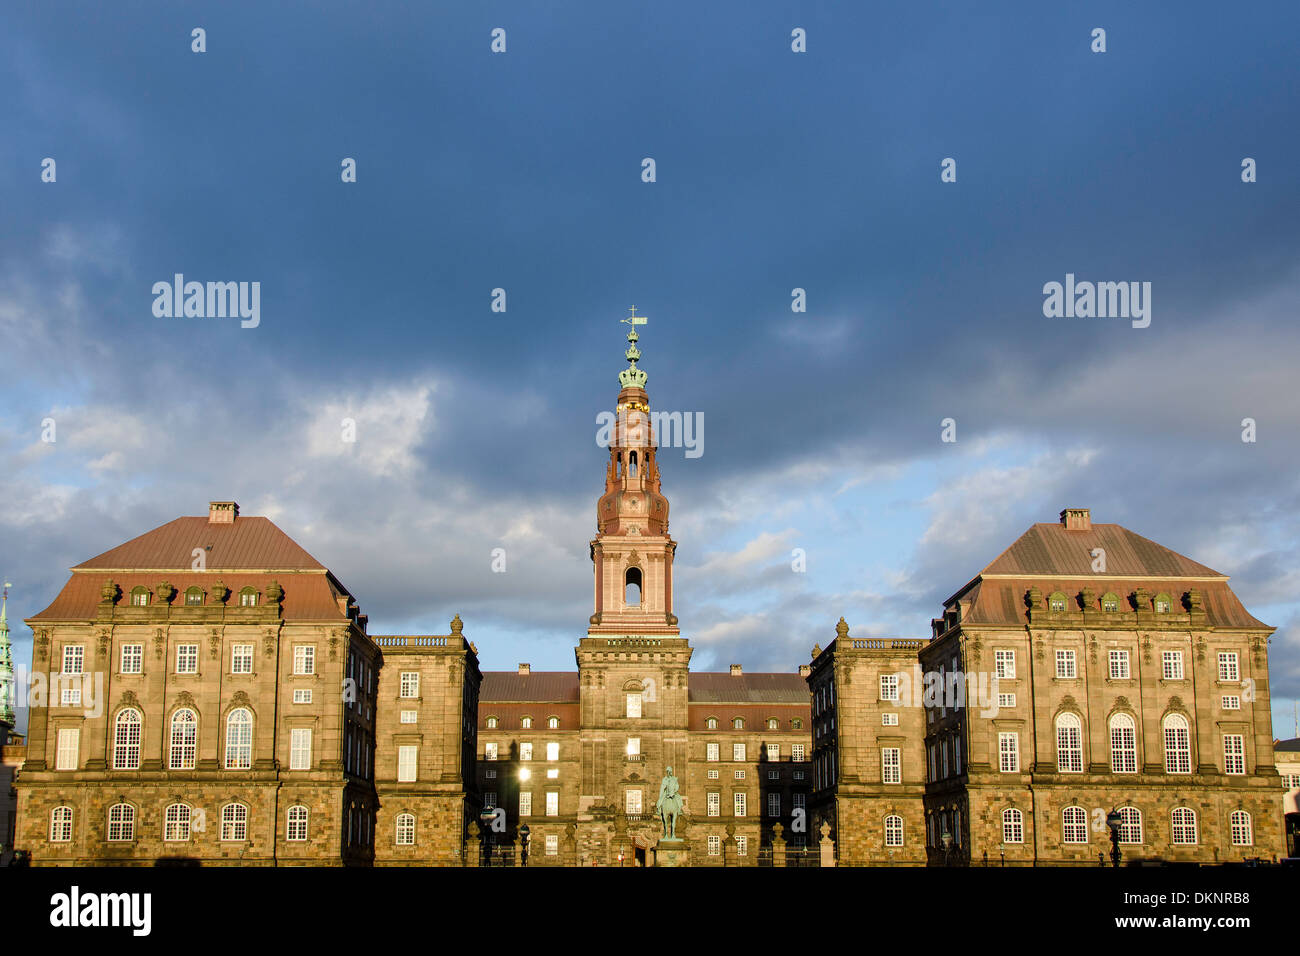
<box><xmin>1000</xmin><ymin>841</ymin><xmax>1005</xmax><ymax>867</ymax></box>
<box><xmin>940</xmin><ymin>830</ymin><xmax>953</xmax><ymax>867</ymax></box>
<box><xmin>1106</xmin><ymin>809</ymin><xmax>1122</xmax><ymax>869</ymax></box>
<box><xmin>519</xmin><ymin>823</ymin><xmax>530</xmax><ymax>867</ymax></box>
<box><xmin>479</xmin><ymin>807</ymin><xmax>496</xmax><ymax>866</ymax></box>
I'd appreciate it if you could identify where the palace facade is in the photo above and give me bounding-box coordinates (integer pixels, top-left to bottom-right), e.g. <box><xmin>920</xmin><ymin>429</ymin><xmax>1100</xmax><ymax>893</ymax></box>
<box><xmin>11</xmin><ymin>327</ymin><xmax>1288</xmax><ymax>865</ymax></box>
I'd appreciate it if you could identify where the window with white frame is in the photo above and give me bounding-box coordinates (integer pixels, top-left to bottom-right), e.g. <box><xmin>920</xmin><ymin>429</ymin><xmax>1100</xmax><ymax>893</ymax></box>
<box><xmin>397</xmin><ymin>745</ymin><xmax>418</xmax><ymax>782</ymax></box>
<box><xmin>168</xmin><ymin>709</ymin><xmax>197</xmax><ymax>770</ymax></box>
<box><xmin>882</xmin><ymin>712</ymin><xmax>899</xmax><ymax>726</ymax></box>
<box><xmin>484</xmin><ymin>742</ymin><xmax>498</xmax><ymax>761</ymax></box>
<box><xmin>225</xmin><ymin>708</ymin><xmax>253</xmax><ymax>769</ymax></box>
<box><xmin>737</xmin><ymin>835</ymin><xmax>749</xmax><ymax>856</ymax></box>
<box><xmin>176</xmin><ymin>643</ymin><xmax>199</xmax><ymax>674</ymax></box>
<box><xmin>734</xmin><ymin>769</ymin><xmax>745</xmax><ymax>779</ymax></box>
<box><xmin>239</xmin><ymin>588</ymin><xmax>257</xmax><ymax>607</ymax></box>
<box><xmin>1116</xmin><ymin>806</ymin><xmax>1142</xmax><ymax>844</ymax></box>
<box><xmin>164</xmin><ymin>803</ymin><xmax>192</xmax><ymax>841</ymax></box>
<box><xmin>1230</xmin><ymin>810</ymin><xmax>1252</xmax><ymax>846</ymax></box>
<box><xmin>1002</xmin><ymin>808</ymin><xmax>1023</xmax><ymax>844</ymax></box>
<box><xmin>880</xmin><ymin>673</ymin><xmax>900</xmax><ymax>702</ymax></box>
<box><xmin>1223</xmin><ymin>734</ymin><xmax>1245</xmax><ymax>775</ymax></box>
<box><xmin>885</xmin><ymin>814</ymin><xmax>904</xmax><ymax>847</ymax></box>
<box><xmin>767</xmin><ymin>793</ymin><xmax>780</xmax><ymax>817</ymax></box>
<box><xmin>766</xmin><ymin>743</ymin><xmax>779</xmax><ymax>761</ymax></box>
<box><xmin>221</xmin><ymin>803</ymin><xmax>248</xmax><ymax>841</ymax></box>
<box><xmin>733</xmin><ymin>743</ymin><xmax>746</xmax><ymax>762</ymax></box>
<box><xmin>1056</xmin><ymin>713</ymin><xmax>1084</xmax><ymax>772</ymax></box>
<box><xmin>1170</xmin><ymin>806</ymin><xmax>1197</xmax><ymax>845</ymax></box>
<box><xmin>625</xmin><ymin>789</ymin><xmax>643</xmax><ymax>815</ymax></box>
<box><xmin>519</xmin><ymin>791</ymin><xmax>532</xmax><ymax>816</ymax></box>
<box><xmin>395</xmin><ymin>813</ymin><xmax>415</xmax><ymax>845</ymax></box>
<box><xmin>994</xmin><ymin>649</ymin><xmax>1015</xmax><ymax>679</ymax></box>
<box><xmin>483</xmin><ymin>792</ymin><xmax>496</xmax><ymax>810</ymax></box>
<box><xmin>50</xmin><ymin>806</ymin><xmax>73</xmax><ymax>842</ymax></box>
<box><xmin>1221</xmin><ymin>695</ymin><xmax>1240</xmax><ymax>710</ymax></box>
<box><xmin>486</xmin><ymin>716</ymin><xmax>497</xmax><ymax>729</ymax></box>
<box><xmin>546</xmin><ymin>742</ymin><xmax>559</xmax><ymax>761</ymax></box>
<box><xmin>543</xmin><ymin>834</ymin><xmax>557</xmax><ymax>856</ymax></box>
<box><xmin>548</xmin><ymin>716</ymin><xmax>559</xmax><ymax>729</ymax></box>
<box><xmin>734</xmin><ymin>792</ymin><xmax>746</xmax><ymax>817</ymax></box>
<box><xmin>1163</xmin><ymin>714</ymin><xmax>1191</xmax><ymax>773</ymax></box>
<box><xmin>706</xmin><ymin>716</ymin><xmax>718</xmax><ymax>729</ymax></box>
<box><xmin>1162</xmin><ymin>650</ymin><xmax>1184</xmax><ymax>680</ymax></box>
<box><xmin>1110</xmin><ymin>713</ymin><xmax>1137</xmax><ymax>773</ymax></box>
<box><xmin>1217</xmin><ymin>652</ymin><xmax>1239</xmax><ymax>683</ymax></box>
<box><xmin>232</xmin><ymin>644</ymin><xmax>254</xmax><ymax>674</ymax></box>
<box><xmin>114</xmin><ymin>708</ymin><xmax>143</xmax><ymax>770</ymax></box>
<box><xmin>998</xmin><ymin>732</ymin><xmax>1019</xmax><ymax>773</ymax></box>
<box><xmin>997</xmin><ymin>693</ymin><xmax>1016</xmax><ymax>708</ymax></box>
<box><xmin>56</xmin><ymin>728</ymin><xmax>79</xmax><ymax>770</ymax></box>
<box><xmin>521</xmin><ymin>716</ymin><xmax>533</xmax><ymax>729</ymax></box>
<box><xmin>1055</xmin><ymin>649</ymin><xmax>1077</xmax><ymax>679</ymax></box>
<box><xmin>1108</xmin><ymin>649</ymin><xmax>1130</xmax><ymax>680</ymax></box>
<box><xmin>286</xmin><ymin>805</ymin><xmax>309</xmax><ymax>841</ymax></box>
<box><xmin>626</xmin><ymin>693</ymin><xmax>642</xmax><ymax>718</ymax></box>
<box><xmin>289</xmin><ymin>645</ymin><xmax>314</xmax><ymax>675</ymax></box>
<box><xmin>707</xmin><ymin>792</ymin><xmax>720</xmax><ymax>817</ymax></box>
<box><xmin>1062</xmin><ymin>805</ymin><xmax>1088</xmax><ymax>843</ymax></box>
<box><xmin>707</xmin><ymin>769</ymin><xmax>719</xmax><ymax>779</ymax></box>
<box><xmin>120</xmin><ymin>643</ymin><xmax>143</xmax><ymax>674</ymax></box>
<box><xmin>60</xmin><ymin>645</ymin><xmax>84</xmax><ymax>705</ymax></box>
<box><xmin>545</xmin><ymin>792</ymin><xmax>558</xmax><ymax>816</ymax></box>
<box><xmin>294</xmin><ymin>688</ymin><xmax>313</xmax><ymax>704</ymax></box>
<box><xmin>290</xmin><ymin>728</ymin><xmax>312</xmax><ymax>770</ymax></box>
<box><xmin>707</xmin><ymin>835</ymin><xmax>721</xmax><ymax>856</ymax></box>
<box><xmin>400</xmin><ymin>672</ymin><xmax>419</xmax><ymax>698</ymax></box>
<box><xmin>882</xmin><ymin>747</ymin><xmax>901</xmax><ymax>784</ymax></box>
<box><xmin>791</xmin><ymin>744</ymin><xmax>805</xmax><ymax>761</ymax></box>
<box><xmin>108</xmin><ymin>803</ymin><xmax>135</xmax><ymax>842</ymax></box>
<box><xmin>520</xmin><ymin>742</ymin><xmax>533</xmax><ymax>761</ymax></box>
<box><xmin>626</xmin><ymin>737</ymin><xmax>641</xmax><ymax>756</ymax></box>
<box><xmin>706</xmin><ymin>742</ymin><xmax>719</xmax><ymax>762</ymax></box>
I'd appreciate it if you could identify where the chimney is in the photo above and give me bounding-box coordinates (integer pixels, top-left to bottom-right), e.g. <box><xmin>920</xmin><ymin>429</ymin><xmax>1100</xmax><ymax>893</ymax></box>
<box><xmin>1060</xmin><ymin>508</ymin><xmax>1091</xmax><ymax>531</ymax></box>
<box><xmin>209</xmin><ymin>501</ymin><xmax>239</xmax><ymax>524</ymax></box>
<box><xmin>518</xmin><ymin>663</ymin><xmax>530</xmax><ymax>676</ymax></box>
<box><xmin>798</xmin><ymin>664</ymin><xmax>811</xmax><ymax>677</ymax></box>
<box><xmin>730</xmin><ymin>664</ymin><xmax>743</xmax><ymax>676</ymax></box>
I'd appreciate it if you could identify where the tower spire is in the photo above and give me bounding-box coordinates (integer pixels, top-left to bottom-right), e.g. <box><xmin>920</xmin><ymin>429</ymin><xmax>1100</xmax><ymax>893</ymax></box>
<box><xmin>0</xmin><ymin>581</ymin><xmax>14</xmax><ymax>728</ymax></box>
<box><xmin>618</xmin><ymin>307</ymin><xmax>648</xmax><ymax>388</ymax></box>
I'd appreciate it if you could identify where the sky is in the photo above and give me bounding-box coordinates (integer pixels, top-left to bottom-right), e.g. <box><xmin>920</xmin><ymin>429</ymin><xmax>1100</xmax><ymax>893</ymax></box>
<box><xmin>1</xmin><ymin>2</ymin><xmax>1298</xmax><ymax>739</ymax></box>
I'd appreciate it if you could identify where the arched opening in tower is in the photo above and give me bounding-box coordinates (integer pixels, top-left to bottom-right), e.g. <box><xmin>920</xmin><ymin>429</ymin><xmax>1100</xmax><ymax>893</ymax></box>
<box><xmin>625</xmin><ymin>567</ymin><xmax>642</xmax><ymax>607</ymax></box>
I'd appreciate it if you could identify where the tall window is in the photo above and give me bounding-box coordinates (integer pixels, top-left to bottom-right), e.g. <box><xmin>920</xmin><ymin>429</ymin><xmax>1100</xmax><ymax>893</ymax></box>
<box><xmin>766</xmin><ymin>743</ymin><xmax>779</xmax><ymax>761</ymax></box>
<box><xmin>706</xmin><ymin>742</ymin><xmax>719</xmax><ymax>762</ymax></box>
<box><xmin>164</xmin><ymin>803</ymin><xmax>192</xmax><ymax>842</ymax></box>
<box><xmin>290</xmin><ymin>728</ymin><xmax>312</xmax><ymax>770</ymax></box>
<box><xmin>1163</xmin><ymin>714</ymin><xmax>1191</xmax><ymax>773</ymax></box>
<box><xmin>707</xmin><ymin>792</ymin><xmax>720</xmax><ymax>817</ymax></box>
<box><xmin>880</xmin><ymin>674</ymin><xmax>900</xmax><ymax>702</ymax></box>
<box><xmin>1162</xmin><ymin>650</ymin><xmax>1185</xmax><ymax>680</ymax></box>
<box><xmin>400</xmin><ymin>672</ymin><xmax>419</xmax><ymax>698</ymax></box>
<box><xmin>1062</xmin><ymin>806</ymin><xmax>1088</xmax><ymax>843</ymax></box>
<box><xmin>994</xmin><ymin>650</ymin><xmax>1015</xmax><ymax>680</ymax></box>
<box><xmin>231</xmin><ymin>644</ymin><xmax>254</xmax><ymax>674</ymax></box>
<box><xmin>286</xmin><ymin>806</ymin><xmax>309</xmax><ymax>841</ymax></box>
<box><xmin>169</xmin><ymin>709</ymin><xmax>197</xmax><ymax>770</ymax></box>
<box><xmin>484</xmin><ymin>742</ymin><xmax>497</xmax><ymax>761</ymax></box>
<box><xmin>626</xmin><ymin>737</ymin><xmax>641</xmax><ymax>756</ymax></box>
<box><xmin>120</xmin><ymin>643</ymin><xmax>143</xmax><ymax>674</ymax></box>
<box><xmin>791</xmin><ymin>743</ymin><xmax>805</xmax><ymax>761</ymax></box>
<box><xmin>1223</xmin><ymin>734</ymin><xmax>1246</xmax><ymax>775</ymax></box>
<box><xmin>1110</xmin><ymin>713</ymin><xmax>1137</xmax><ymax>773</ymax></box>
<box><xmin>114</xmin><ymin>708</ymin><xmax>143</xmax><ymax>770</ymax></box>
<box><xmin>1055</xmin><ymin>649</ymin><xmax>1077</xmax><ymax>679</ymax></box>
<box><xmin>1170</xmin><ymin>807</ymin><xmax>1197</xmax><ymax>845</ymax></box>
<box><xmin>1217</xmin><ymin>652</ymin><xmax>1239</xmax><ymax>683</ymax></box>
<box><xmin>545</xmin><ymin>792</ymin><xmax>558</xmax><ymax>816</ymax></box>
<box><xmin>884</xmin><ymin>815</ymin><xmax>904</xmax><ymax>847</ymax></box>
<box><xmin>130</xmin><ymin>587</ymin><xmax>149</xmax><ymax>607</ymax></box>
<box><xmin>882</xmin><ymin>748</ymin><xmax>901</xmax><ymax>784</ymax></box>
<box><xmin>293</xmin><ymin>645</ymin><xmax>316</xmax><ymax>676</ymax></box>
<box><xmin>1108</xmin><ymin>649</ymin><xmax>1130</xmax><ymax>680</ymax></box>
<box><xmin>734</xmin><ymin>792</ymin><xmax>747</xmax><ymax>817</ymax></box>
<box><xmin>395</xmin><ymin>813</ymin><xmax>416</xmax><ymax>845</ymax></box>
<box><xmin>221</xmin><ymin>804</ymin><xmax>248</xmax><ymax>841</ymax></box>
<box><xmin>737</xmin><ymin>835</ymin><xmax>749</xmax><ymax>856</ymax></box>
<box><xmin>185</xmin><ymin>586</ymin><xmax>204</xmax><ymax>606</ymax></box>
<box><xmin>1002</xmin><ymin>808</ymin><xmax>1023</xmax><ymax>844</ymax></box>
<box><xmin>176</xmin><ymin>643</ymin><xmax>199</xmax><ymax>674</ymax></box>
<box><xmin>398</xmin><ymin>745</ymin><xmax>418</xmax><ymax>782</ymax></box>
<box><xmin>239</xmin><ymin>588</ymin><xmax>258</xmax><ymax>607</ymax></box>
<box><xmin>1116</xmin><ymin>806</ymin><xmax>1142</xmax><ymax>844</ymax></box>
<box><xmin>1056</xmin><ymin>713</ymin><xmax>1083</xmax><ymax>772</ymax></box>
<box><xmin>56</xmin><ymin>728</ymin><xmax>80</xmax><ymax>770</ymax></box>
<box><xmin>707</xmin><ymin>835</ymin><xmax>721</xmax><ymax>856</ymax></box>
<box><xmin>108</xmin><ymin>803</ymin><xmax>135</xmax><ymax>842</ymax></box>
<box><xmin>50</xmin><ymin>806</ymin><xmax>73</xmax><ymax>842</ymax></box>
<box><xmin>60</xmin><ymin>644</ymin><xmax>84</xmax><ymax>705</ymax></box>
<box><xmin>546</xmin><ymin>742</ymin><xmax>559</xmax><ymax>761</ymax></box>
<box><xmin>626</xmin><ymin>693</ymin><xmax>642</xmax><ymax>718</ymax></box>
<box><xmin>1230</xmin><ymin>810</ymin><xmax>1253</xmax><ymax>846</ymax></box>
<box><xmin>767</xmin><ymin>793</ymin><xmax>781</xmax><ymax>817</ymax></box>
<box><xmin>224</xmin><ymin>708</ymin><xmax>253</xmax><ymax>769</ymax></box>
<box><xmin>998</xmin><ymin>732</ymin><xmax>1019</xmax><ymax>773</ymax></box>
<box><xmin>625</xmin><ymin>790</ymin><xmax>643</xmax><ymax>815</ymax></box>
<box><xmin>519</xmin><ymin>792</ymin><xmax>532</xmax><ymax>816</ymax></box>
<box><xmin>733</xmin><ymin>743</ymin><xmax>746</xmax><ymax>762</ymax></box>
<box><xmin>520</xmin><ymin>742</ymin><xmax>533</xmax><ymax>761</ymax></box>
<box><xmin>625</xmin><ymin>567</ymin><xmax>642</xmax><ymax>606</ymax></box>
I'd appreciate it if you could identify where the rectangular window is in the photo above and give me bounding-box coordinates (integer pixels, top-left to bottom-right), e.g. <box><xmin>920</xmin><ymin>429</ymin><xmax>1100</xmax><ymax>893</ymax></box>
<box><xmin>1108</xmin><ymin>649</ymin><xmax>1130</xmax><ymax>680</ymax></box>
<box><xmin>519</xmin><ymin>791</ymin><xmax>532</xmax><ymax>816</ymax></box>
<box><xmin>734</xmin><ymin>769</ymin><xmax>745</xmax><ymax>779</ymax></box>
<box><xmin>733</xmin><ymin>792</ymin><xmax>746</xmax><ymax>817</ymax></box>
<box><xmin>176</xmin><ymin>643</ymin><xmax>199</xmax><ymax>674</ymax></box>
<box><xmin>791</xmin><ymin>744</ymin><xmax>805</xmax><ymax>761</ymax></box>
<box><xmin>1055</xmin><ymin>649</ymin><xmax>1077</xmax><ymax>679</ymax></box>
<box><xmin>767</xmin><ymin>793</ymin><xmax>780</xmax><ymax>817</ymax></box>
<box><xmin>400</xmin><ymin>672</ymin><xmax>419</xmax><ymax>698</ymax></box>
<box><xmin>627</xmin><ymin>737</ymin><xmax>641</xmax><ymax>756</ymax></box>
<box><xmin>766</xmin><ymin>743</ymin><xmax>779</xmax><ymax>761</ymax></box>
<box><xmin>62</xmin><ymin>644</ymin><xmax>84</xmax><ymax>674</ymax></box>
<box><xmin>737</xmin><ymin>835</ymin><xmax>748</xmax><ymax>856</ymax></box>
<box><xmin>1162</xmin><ymin>651</ymin><xmax>1184</xmax><ymax>680</ymax></box>
<box><xmin>56</xmin><ymin>728</ymin><xmax>80</xmax><ymax>770</ymax></box>
<box><xmin>483</xmin><ymin>792</ymin><xmax>497</xmax><ymax>810</ymax></box>
<box><xmin>625</xmin><ymin>789</ymin><xmax>642</xmax><ymax>814</ymax></box>
<box><xmin>1218</xmin><ymin>652</ymin><xmax>1239</xmax><ymax>683</ymax></box>
<box><xmin>60</xmin><ymin>645</ymin><xmax>84</xmax><ymax>706</ymax></box>
<box><xmin>545</xmin><ymin>834</ymin><xmax>558</xmax><ymax>856</ymax></box>
<box><xmin>1224</xmin><ymin>734</ymin><xmax>1246</xmax><ymax>775</ymax></box>
<box><xmin>400</xmin><ymin>709</ymin><xmax>417</xmax><ymax>723</ymax></box>
<box><xmin>120</xmin><ymin>643</ymin><xmax>143</xmax><ymax>674</ymax></box>
<box><xmin>545</xmin><ymin>792</ymin><xmax>559</xmax><ymax>817</ymax></box>
<box><xmin>626</xmin><ymin>693</ymin><xmax>642</xmax><ymax>718</ymax></box>
<box><xmin>520</xmin><ymin>742</ymin><xmax>533</xmax><ymax>761</ymax></box>
<box><xmin>706</xmin><ymin>742</ymin><xmax>719</xmax><ymax>762</ymax></box>
<box><xmin>733</xmin><ymin>743</ymin><xmax>746</xmax><ymax>762</ymax></box>
<box><xmin>994</xmin><ymin>649</ymin><xmax>1015</xmax><ymax>680</ymax></box>
<box><xmin>707</xmin><ymin>792</ymin><xmax>720</xmax><ymax>817</ymax></box>
<box><xmin>290</xmin><ymin>728</ymin><xmax>312</xmax><ymax>770</ymax></box>
<box><xmin>229</xmin><ymin>644</ymin><xmax>253</xmax><ymax>674</ymax></box>
<box><xmin>397</xmin><ymin>745</ymin><xmax>417</xmax><ymax>782</ymax></box>
<box><xmin>882</xmin><ymin>747</ymin><xmax>901</xmax><ymax>784</ymax></box>
<box><xmin>707</xmin><ymin>769</ymin><xmax>719</xmax><ymax>779</ymax></box>
<box><xmin>484</xmin><ymin>742</ymin><xmax>498</xmax><ymax>761</ymax></box>
<box><xmin>997</xmin><ymin>693</ymin><xmax>1016</xmax><ymax>708</ymax></box>
<box><xmin>1221</xmin><ymin>695</ymin><xmax>1241</xmax><ymax>710</ymax></box>
<box><xmin>880</xmin><ymin>673</ymin><xmax>900</xmax><ymax>702</ymax></box>
<box><xmin>293</xmin><ymin>688</ymin><xmax>312</xmax><ymax>704</ymax></box>
<box><xmin>707</xmin><ymin>835</ymin><xmax>721</xmax><ymax>856</ymax></box>
<box><xmin>293</xmin><ymin>645</ymin><xmax>315</xmax><ymax>676</ymax></box>
<box><xmin>998</xmin><ymin>732</ymin><xmax>1019</xmax><ymax>773</ymax></box>
<box><xmin>882</xmin><ymin>713</ymin><xmax>899</xmax><ymax>726</ymax></box>
<box><xmin>546</xmin><ymin>741</ymin><xmax>559</xmax><ymax>761</ymax></box>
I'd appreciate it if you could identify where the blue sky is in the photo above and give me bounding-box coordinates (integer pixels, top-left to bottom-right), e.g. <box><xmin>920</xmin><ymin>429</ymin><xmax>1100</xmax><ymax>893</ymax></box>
<box><xmin>2</xmin><ymin>2</ymin><xmax>1298</xmax><ymax>738</ymax></box>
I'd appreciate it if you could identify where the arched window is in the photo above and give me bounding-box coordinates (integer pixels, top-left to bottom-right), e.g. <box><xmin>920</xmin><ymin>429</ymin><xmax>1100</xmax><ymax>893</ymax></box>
<box><xmin>170</xmin><ymin>708</ymin><xmax>198</xmax><ymax>770</ymax></box>
<box><xmin>1048</xmin><ymin>591</ymin><xmax>1068</xmax><ymax>612</ymax></box>
<box><xmin>1230</xmin><ymin>810</ymin><xmax>1253</xmax><ymax>846</ymax></box>
<box><xmin>50</xmin><ymin>806</ymin><xmax>73</xmax><ymax>842</ymax></box>
<box><xmin>521</xmin><ymin>716</ymin><xmax>532</xmax><ymax>729</ymax></box>
<box><xmin>1116</xmin><ymin>806</ymin><xmax>1142</xmax><ymax>844</ymax></box>
<box><xmin>1171</xmin><ymin>807</ymin><xmax>1198</xmax><ymax>845</ymax></box>
<box><xmin>286</xmin><ymin>805</ymin><xmax>309</xmax><ymax>842</ymax></box>
<box><xmin>1109</xmin><ymin>713</ymin><xmax>1137</xmax><ymax>773</ymax></box>
<box><xmin>1153</xmin><ymin>592</ymin><xmax>1172</xmax><ymax>613</ymax></box>
<box><xmin>792</xmin><ymin>718</ymin><xmax>803</xmax><ymax>730</ymax></box>
<box><xmin>164</xmin><ymin>803</ymin><xmax>191</xmax><ymax>841</ymax></box>
<box><xmin>1163</xmin><ymin>713</ymin><xmax>1191</xmax><ymax>774</ymax></box>
<box><xmin>107</xmin><ymin>803</ymin><xmax>135</xmax><ymax>842</ymax></box>
<box><xmin>486</xmin><ymin>716</ymin><xmax>498</xmax><ymax>729</ymax></box>
<box><xmin>184</xmin><ymin>586</ymin><xmax>204</xmax><ymax>606</ymax></box>
<box><xmin>221</xmin><ymin>803</ymin><xmax>248</xmax><ymax>842</ymax></box>
<box><xmin>1002</xmin><ymin>808</ymin><xmax>1024</xmax><ymax>844</ymax></box>
<box><xmin>767</xmin><ymin>717</ymin><xmax>779</xmax><ymax>730</ymax></box>
<box><xmin>1056</xmin><ymin>713</ymin><xmax>1083</xmax><ymax>772</ymax></box>
<box><xmin>732</xmin><ymin>717</ymin><xmax>745</xmax><ymax>730</ymax></box>
<box><xmin>884</xmin><ymin>814</ymin><xmax>904</xmax><ymax>847</ymax></box>
<box><xmin>1101</xmin><ymin>592</ymin><xmax>1120</xmax><ymax>612</ymax></box>
<box><xmin>225</xmin><ymin>708</ymin><xmax>253</xmax><ymax>769</ymax></box>
<box><xmin>1062</xmin><ymin>806</ymin><xmax>1088</xmax><ymax>843</ymax></box>
<box><xmin>130</xmin><ymin>587</ymin><xmax>150</xmax><ymax>607</ymax></box>
<box><xmin>629</xmin><ymin>450</ymin><xmax>638</xmax><ymax>477</ymax></box>
<box><xmin>113</xmin><ymin>708</ymin><xmax>142</xmax><ymax>770</ymax></box>
<box><xmin>395</xmin><ymin>813</ymin><xmax>416</xmax><ymax>846</ymax></box>
<box><xmin>706</xmin><ymin>717</ymin><xmax>718</xmax><ymax>730</ymax></box>
<box><xmin>625</xmin><ymin>567</ymin><xmax>642</xmax><ymax>607</ymax></box>
<box><xmin>239</xmin><ymin>587</ymin><xmax>258</xmax><ymax>607</ymax></box>
<box><xmin>548</xmin><ymin>716</ymin><xmax>559</xmax><ymax>729</ymax></box>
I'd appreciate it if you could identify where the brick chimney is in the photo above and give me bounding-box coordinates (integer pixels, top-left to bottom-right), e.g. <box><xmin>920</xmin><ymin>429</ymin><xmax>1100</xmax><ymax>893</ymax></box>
<box><xmin>518</xmin><ymin>663</ymin><xmax>530</xmax><ymax>675</ymax></box>
<box><xmin>209</xmin><ymin>501</ymin><xmax>239</xmax><ymax>524</ymax></box>
<box><xmin>1060</xmin><ymin>508</ymin><xmax>1091</xmax><ymax>531</ymax></box>
<box><xmin>730</xmin><ymin>664</ymin><xmax>743</xmax><ymax>676</ymax></box>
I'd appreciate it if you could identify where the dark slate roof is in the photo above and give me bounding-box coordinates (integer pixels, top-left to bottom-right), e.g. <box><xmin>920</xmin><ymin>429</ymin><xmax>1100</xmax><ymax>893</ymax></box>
<box><xmin>481</xmin><ymin>672</ymin><xmax>581</xmax><ymax>702</ymax></box>
<box><xmin>1275</xmin><ymin>738</ymin><xmax>1300</xmax><ymax>753</ymax></box>
<box><xmin>687</xmin><ymin>673</ymin><xmax>809</xmax><ymax>704</ymax></box>
<box><xmin>981</xmin><ymin>522</ymin><xmax>1222</xmax><ymax>578</ymax></box>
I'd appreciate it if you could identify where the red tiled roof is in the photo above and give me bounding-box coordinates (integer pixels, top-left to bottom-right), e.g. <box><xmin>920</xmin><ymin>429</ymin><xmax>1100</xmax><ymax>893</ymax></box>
<box><xmin>480</xmin><ymin>672</ymin><xmax>581</xmax><ymax>702</ymax></box>
<box><xmin>75</xmin><ymin>516</ymin><xmax>325</xmax><ymax>571</ymax></box>
<box><xmin>477</xmin><ymin>702</ymin><xmax>581</xmax><ymax>730</ymax></box>
<box><xmin>979</xmin><ymin>522</ymin><xmax>1222</xmax><ymax>579</ymax></box>
<box><xmin>687</xmin><ymin>673</ymin><xmax>809</xmax><ymax>703</ymax></box>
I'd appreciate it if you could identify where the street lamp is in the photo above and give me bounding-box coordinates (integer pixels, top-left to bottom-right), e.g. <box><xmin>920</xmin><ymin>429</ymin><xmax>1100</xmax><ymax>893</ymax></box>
<box><xmin>1105</xmin><ymin>809</ymin><xmax>1122</xmax><ymax>869</ymax></box>
<box><xmin>519</xmin><ymin>823</ymin><xmax>530</xmax><ymax>867</ymax></box>
<box><xmin>940</xmin><ymin>830</ymin><xmax>953</xmax><ymax>867</ymax></box>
